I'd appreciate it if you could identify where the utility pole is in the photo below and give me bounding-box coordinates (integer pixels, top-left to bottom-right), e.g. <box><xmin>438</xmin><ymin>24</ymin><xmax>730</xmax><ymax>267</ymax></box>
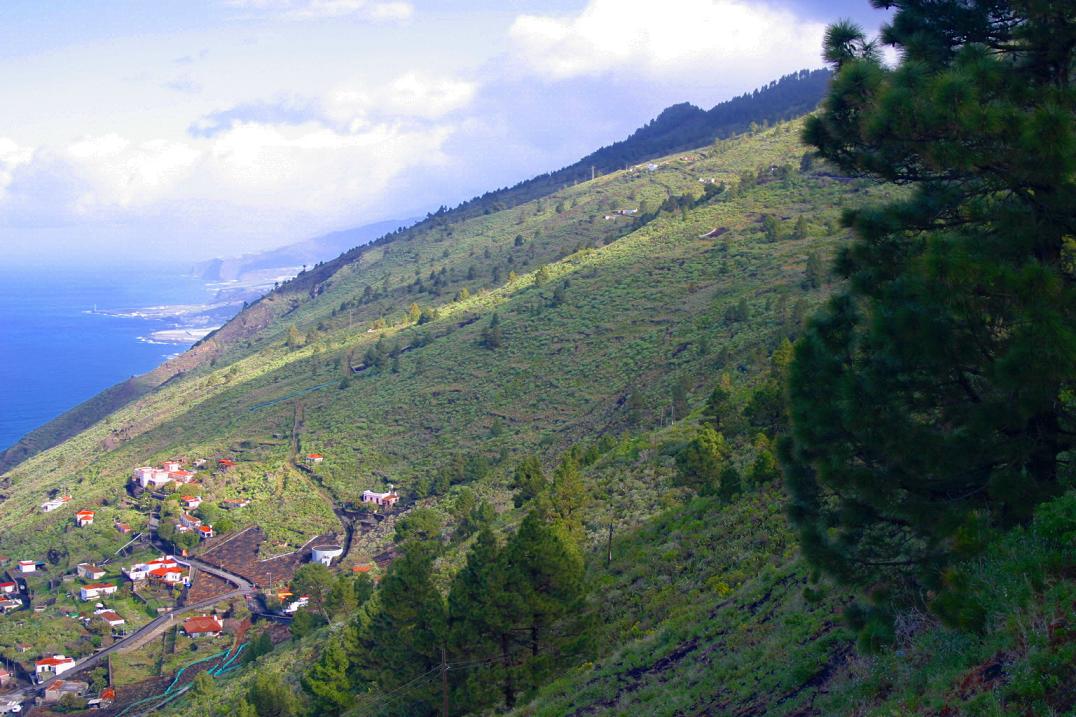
<box><xmin>606</xmin><ymin>523</ymin><xmax>614</xmax><ymax>568</ymax></box>
<box><xmin>440</xmin><ymin>645</ymin><xmax>449</xmax><ymax>717</ymax></box>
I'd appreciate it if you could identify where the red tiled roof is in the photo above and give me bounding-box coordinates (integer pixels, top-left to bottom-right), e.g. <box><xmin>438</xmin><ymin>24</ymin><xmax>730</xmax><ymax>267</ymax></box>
<box><xmin>82</xmin><ymin>582</ymin><xmax>114</xmax><ymax>590</ymax></box>
<box><xmin>149</xmin><ymin>567</ymin><xmax>184</xmax><ymax>577</ymax></box>
<box><xmin>36</xmin><ymin>656</ymin><xmax>74</xmax><ymax>667</ymax></box>
<box><xmin>183</xmin><ymin>615</ymin><xmax>222</xmax><ymax>634</ymax></box>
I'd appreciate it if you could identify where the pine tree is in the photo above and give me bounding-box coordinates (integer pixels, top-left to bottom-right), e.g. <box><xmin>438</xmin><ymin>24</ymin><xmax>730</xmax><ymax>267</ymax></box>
<box><xmin>248</xmin><ymin>671</ymin><xmax>299</xmax><ymax>717</ymax></box>
<box><xmin>802</xmin><ymin>252</ymin><xmax>823</xmax><ymax>289</ymax></box>
<box><xmin>675</xmin><ymin>425</ymin><xmax>729</xmax><ymax>495</ymax></box>
<box><xmin>762</xmin><ymin>214</ymin><xmax>780</xmax><ymax>242</ymax></box>
<box><xmin>785</xmin><ymin>1</ymin><xmax>1075</xmax><ymax>624</ymax></box>
<box><xmin>360</xmin><ymin>546</ymin><xmax>446</xmax><ymax>716</ymax></box>
<box><xmin>447</xmin><ymin>528</ymin><xmax>520</xmax><ymax>711</ymax></box>
<box><xmin>542</xmin><ymin>455</ymin><xmax>588</xmax><ymax>547</ymax></box>
<box><xmin>301</xmin><ymin>637</ymin><xmax>353</xmax><ymax>715</ymax></box>
<box><xmin>512</xmin><ymin>455</ymin><xmax>547</xmax><ymax>508</ymax></box>
<box><xmin>285</xmin><ymin>324</ymin><xmax>304</xmax><ymax>350</ymax></box>
<box><xmin>793</xmin><ymin>216</ymin><xmax>808</xmax><ymax>240</ymax></box>
<box><xmin>480</xmin><ymin>313</ymin><xmax>503</xmax><ymax>350</ymax></box>
<box><xmin>504</xmin><ymin>512</ymin><xmax>585</xmax><ymax>688</ymax></box>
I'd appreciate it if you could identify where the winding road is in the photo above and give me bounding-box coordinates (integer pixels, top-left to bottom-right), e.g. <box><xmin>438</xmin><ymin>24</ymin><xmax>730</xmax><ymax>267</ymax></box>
<box><xmin>62</xmin><ymin>555</ymin><xmax>254</xmax><ymax>680</ymax></box>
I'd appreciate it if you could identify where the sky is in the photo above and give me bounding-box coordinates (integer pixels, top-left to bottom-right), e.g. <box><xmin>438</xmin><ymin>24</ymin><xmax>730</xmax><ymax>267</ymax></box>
<box><xmin>0</xmin><ymin>0</ymin><xmax>889</xmax><ymax>266</ymax></box>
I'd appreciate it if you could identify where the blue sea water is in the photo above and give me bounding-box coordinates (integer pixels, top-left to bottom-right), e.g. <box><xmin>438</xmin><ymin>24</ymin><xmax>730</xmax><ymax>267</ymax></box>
<box><xmin>0</xmin><ymin>264</ymin><xmax>216</xmax><ymax>451</ymax></box>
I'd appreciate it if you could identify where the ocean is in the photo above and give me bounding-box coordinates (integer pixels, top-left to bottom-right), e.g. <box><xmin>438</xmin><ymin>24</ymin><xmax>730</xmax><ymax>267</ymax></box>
<box><xmin>0</xmin><ymin>264</ymin><xmax>219</xmax><ymax>451</ymax></box>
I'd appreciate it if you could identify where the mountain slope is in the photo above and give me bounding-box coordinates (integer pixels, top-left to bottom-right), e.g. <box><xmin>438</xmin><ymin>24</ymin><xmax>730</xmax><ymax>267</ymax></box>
<box><xmin>0</xmin><ymin>71</ymin><xmax>827</xmax><ymax>476</ymax></box>
<box><xmin>2</xmin><ymin>112</ymin><xmax>1069</xmax><ymax>717</ymax></box>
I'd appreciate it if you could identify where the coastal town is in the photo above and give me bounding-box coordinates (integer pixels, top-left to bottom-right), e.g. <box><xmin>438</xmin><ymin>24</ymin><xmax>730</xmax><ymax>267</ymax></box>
<box><xmin>0</xmin><ymin>454</ymin><xmax>402</xmax><ymax>714</ymax></box>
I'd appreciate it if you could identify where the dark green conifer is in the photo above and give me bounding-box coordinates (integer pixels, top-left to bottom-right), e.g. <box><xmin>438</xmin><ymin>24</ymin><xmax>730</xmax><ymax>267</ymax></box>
<box><xmin>784</xmin><ymin>1</ymin><xmax>1075</xmax><ymax>622</ymax></box>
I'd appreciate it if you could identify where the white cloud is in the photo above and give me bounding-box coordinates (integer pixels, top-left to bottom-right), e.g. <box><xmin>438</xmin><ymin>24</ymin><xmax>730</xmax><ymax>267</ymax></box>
<box><xmin>326</xmin><ymin>73</ymin><xmax>477</xmax><ymax>125</ymax></box>
<box><xmin>0</xmin><ymin>116</ymin><xmax>454</xmax><ymax>252</ymax></box>
<box><xmin>509</xmin><ymin>0</ymin><xmax>825</xmax><ymax>82</ymax></box>
<box><xmin>62</xmin><ymin>135</ymin><xmax>201</xmax><ymax>212</ymax></box>
<box><xmin>0</xmin><ymin>138</ymin><xmax>34</xmax><ymax>200</ymax></box>
<box><xmin>226</xmin><ymin>0</ymin><xmax>414</xmax><ymax>21</ymax></box>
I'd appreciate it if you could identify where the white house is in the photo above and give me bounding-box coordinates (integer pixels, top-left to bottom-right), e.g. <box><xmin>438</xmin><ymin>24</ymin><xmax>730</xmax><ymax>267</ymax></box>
<box><xmin>35</xmin><ymin>655</ymin><xmax>76</xmax><ymax>678</ymax></box>
<box><xmin>79</xmin><ymin>583</ymin><xmax>118</xmax><ymax>601</ymax></box>
<box><xmin>76</xmin><ymin>564</ymin><xmax>106</xmax><ymax>580</ymax></box>
<box><xmin>148</xmin><ymin>566</ymin><xmax>186</xmax><ymax>584</ymax></box>
<box><xmin>95</xmin><ymin>609</ymin><xmax>125</xmax><ymax>627</ymax></box>
<box><xmin>161</xmin><ymin>460</ymin><xmax>182</xmax><ymax>472</ymax></box>
<box><xmin>361</xmin><ymin>487</ymin><xmax>400</xmax><ymax>509</ymax></box>
<box><xmin>124</xmin><ymin>555</ymin><xmax>180</xmax><ymax>582</ymax></box>
<box><xmin>197</xmin><ymin>524</ymin><xmax>214</xmax><ymax>540</ymax></box>
<box><xmin>180</xmin><ymin>495</ymin><xmax>202</xmax><ymax>510</ymax></box>
<box><xmin>179</xmin><ymin>513</ymin><xmax>201</xmax><ymax>530</ymax></box>
<box><xmin>133</xmin><ymin>467</ymin><xmax>172</xmax><ymax>489</ymax></box>
<box><xmin>75</xmin><ymin>510</ymin><xmax>95</xmax><ymax>527</ymax></box>
<box><xmin>40</xmin><ymin>495</ymin><xmax>71</xmax><ymax>513</ymax></box>
<box><xmin>0</xmin><ymin>581</ymin><xmax>17</xmax><ymax>595</ymax></box>
<box><xmin>18</xmin><ymin>560</ymin><xmax>37</xmax><ymax>574</ymax></box>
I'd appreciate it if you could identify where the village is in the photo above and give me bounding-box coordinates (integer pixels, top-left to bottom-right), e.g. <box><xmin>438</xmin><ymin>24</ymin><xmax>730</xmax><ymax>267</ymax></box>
<box><xmin>0</xmin><ymin>453</ymin><xmax>402</xmax><ymax>714</ymax></box>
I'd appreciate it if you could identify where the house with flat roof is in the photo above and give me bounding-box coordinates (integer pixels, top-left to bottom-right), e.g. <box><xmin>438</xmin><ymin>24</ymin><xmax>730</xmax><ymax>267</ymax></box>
<box><xmin>79</xmin><ymin>583</ymin><xmax>117</xmax><ymax>601</ymax></box>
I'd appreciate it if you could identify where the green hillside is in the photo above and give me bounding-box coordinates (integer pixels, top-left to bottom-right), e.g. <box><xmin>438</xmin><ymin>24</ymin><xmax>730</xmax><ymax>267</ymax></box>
<box><xmin>1</xmin><ymin>109</ymin><xmax>1070</xmax><ymax>717</ymax></box>
<box><xmin>0</xmin><ymin>118</ymin><xmax>846</xmax><ymax>558</ymax></box>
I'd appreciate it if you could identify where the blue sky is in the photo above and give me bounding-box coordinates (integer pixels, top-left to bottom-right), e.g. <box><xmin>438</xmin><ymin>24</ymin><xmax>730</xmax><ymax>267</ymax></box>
<box><xmin>0</xmin><ymin>0</ymin><xmax>888</xmax><ymax>265</ymax></box>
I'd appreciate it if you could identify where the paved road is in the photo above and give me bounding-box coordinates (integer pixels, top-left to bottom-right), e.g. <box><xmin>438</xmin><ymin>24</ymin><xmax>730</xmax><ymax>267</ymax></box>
<box><xmin>61</xmin><ymin>555</ymin><xmax>254</xmax><ymax>680</ymax></box>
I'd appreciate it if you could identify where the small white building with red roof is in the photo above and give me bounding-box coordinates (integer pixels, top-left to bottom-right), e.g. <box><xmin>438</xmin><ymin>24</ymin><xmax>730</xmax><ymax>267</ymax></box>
<box><xmin>0</xmin><ymin>581</ymin><xmax>17</xmax><ymax>595</ymax></box>
<box><xmin>178</xmin><ymin>513</ymin><xmax>202</xmax><ymax>531</ymax></box>
<box><xmin>305</xmin><ymin>453</ymin><xmax>324</xmax><ymax>464</ymax></box>
<box><xmin>75</xmin><ymin>509</ymin><xmax>95</xmax><ymax>527</ymax></box>
<box><xmin>180</xmin><ymin>495</ymin><xmax>202</xmax><ymax>510</ymax></box>
<box><xmin>148</xmin><ymin>566</ymin><xmax>186</xmax><ymax>584</ymax></box>
<box><xmin>18</xmin><ymin>560</ymin><xmax>37</xmax><ymax>573</ymax></box>
<box><xmin>35</xmin><ymin>655</ymin><xmax>76</xmax><ymax>678</ymax></box>
<box><xmin>198</xmin><ymin>524</ymin><xmax>215</xmax><ymax>540</ymax></box>
<box><xmin>95</xmin><ymin>609</ymin><xmax>125</xmax><ymax>627</ymax></box>
<box><xmin>124</xmin><ymin>555</ymin><xmax>180</xmax><ymax>581</ymax></box>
